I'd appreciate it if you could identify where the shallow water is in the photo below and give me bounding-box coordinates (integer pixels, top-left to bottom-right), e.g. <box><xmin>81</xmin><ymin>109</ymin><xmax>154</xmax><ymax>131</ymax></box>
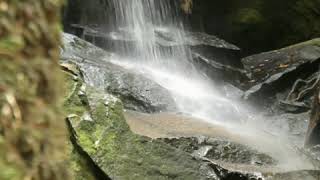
<box><xmin>125</xmin><ymin>110</ymin><xmax>315</xmax><ymax>172</ymax></box>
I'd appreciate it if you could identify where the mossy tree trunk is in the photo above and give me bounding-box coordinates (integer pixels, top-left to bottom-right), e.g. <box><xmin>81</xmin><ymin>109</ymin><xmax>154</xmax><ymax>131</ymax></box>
<box><xmin>0</xmin><ymin>0</ymin><xmax>69</xmax><ymax>179</ymax></box>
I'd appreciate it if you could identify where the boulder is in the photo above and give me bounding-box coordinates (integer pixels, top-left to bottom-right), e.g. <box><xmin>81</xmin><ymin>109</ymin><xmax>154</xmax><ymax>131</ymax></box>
<box><xmin>62</xmin><ymin>68</ymin><xmax>204</xmax><ymax>179</ymax></box>
<box><xmin>62</xmin><ymin>63</ymin><xmax>320</xmax><ymax>180</ymax></box>
<box><xmin>61</xmin><ymin>33</ymin><xmax>177</xmax><ymax>113</ymax></box>
<box><xmin>62</xmin><ymin>67</ymin><xmax>264</xmax><ymax>180</ymax></box>
<box><xmin>242</xmin><ymin>39</ymin><xmax>320</xmax><ymax>111</ymax></box>
<box><xmin>192</xmin><ymin>52</ymin><xmax>248</xmax><ymax>86</ymax></box>
<box><xmin>243</xmin><ymin>39</ymin><xmax>320</xmax><ymax>89</ymax></box>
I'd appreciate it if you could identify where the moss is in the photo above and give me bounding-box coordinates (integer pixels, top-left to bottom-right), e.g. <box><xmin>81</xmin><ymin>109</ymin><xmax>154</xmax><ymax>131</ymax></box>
<box><xmin>67</xmin><ymin>141</ymin><xmax>96</xmax><ymax>180</ymax></box>
<box><xmin>62</xmin><ymin>72</ymin><xmax>88</xmax><ymax>116</ymax></box>
<box><xmin>77</xmin><ymin>123</ymin><xmax>97</xmax><ymax>155</ymax></box>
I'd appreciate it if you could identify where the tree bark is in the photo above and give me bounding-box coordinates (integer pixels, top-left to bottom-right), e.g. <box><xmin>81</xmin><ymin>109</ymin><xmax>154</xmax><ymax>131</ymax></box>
<box><xmin>0</xmin><ymin>0</ymin><xmax>69</xmax><ymax>179</ymax></box>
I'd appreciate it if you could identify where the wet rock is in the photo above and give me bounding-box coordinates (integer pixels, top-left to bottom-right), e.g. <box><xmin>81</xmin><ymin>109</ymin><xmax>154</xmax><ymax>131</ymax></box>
<box><xmin>161</xmin><ymin>137</ymin><xmax>277</xmax><ymax>166</ymax></box>
<box><xmin>62</xmin><ymin>69</ymin><xmax>266</xmax><ymax>180</ymax></box>
<box><xmin>265</xmin><ymin>170</ymin><xmax>320</xmax><ymax>180</ymax></box>
<box><xmin>62</xmin><ymin>69</ymin><xmax>206</xmax><ymax>179</ymax></box>
<box><xmin>65</xmin><ymin>25</ymin><xmax>244</xmax><ymax>72</ymax></box>
<box><xmin>160</xmin><ymin>137</ymin><xmax>320</xmax><ymax>180</ymax></box>
<box><xmin>61</xmin><ymin>32</ymin><xmax>112</xmax><ymax>62</ymax></box>
<box><xmin>297</xmin><ymin>145</ymin><xmax>320</xmax><ymax>169</ymax></box>
<box><xmin>81</xmin><ymin>61</ymin><xmax>177</xmax><ymax>113</ymax></box>
<box><xmin>156</xmin><ymin>30</ymin><xmax>240</xmax><ymax>50</ymax></box>
<box><xmin>261</xmin><ymin>112</ymin><xmax>310</xmax><ymax>146</ymax></box>
<box><xmin>243</xmin><ymin>38</ymin><xmax>320</xmax><ymax>98</ymax></box>
<box><xmin>192</xmin><ymin>52</ymin><xmax>249</xmax><ymax>87</ymax></box>
<box><xmin>69</xmin><ymin>25</ymin><xmax>239</xmax><ymax>49</ymax></box>
<box><xmin>64</xmin><ymin>24</ymin><xmax>246</xmax><ymax>86</ymax></box>
<box><xmin>61</xmin><ymin>33</ymin><xmax>177</xmax><ymax>113</ymax></box>
<box><xmin>202</xmin><ymin>161</ymin><xmax>264</xmax><ymax>180</ymax></box>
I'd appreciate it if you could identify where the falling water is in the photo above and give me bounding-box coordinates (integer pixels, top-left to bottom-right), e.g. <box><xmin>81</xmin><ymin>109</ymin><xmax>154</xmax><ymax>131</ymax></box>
<box><xmin>109</xmin><ymin>0</ymin><xmax>191</xmax><ymax>69</ymax></box>
<box><xmin>108</xmin><ymin>0</ymin><xmax>246</xmax><ymax>124</ymax></box>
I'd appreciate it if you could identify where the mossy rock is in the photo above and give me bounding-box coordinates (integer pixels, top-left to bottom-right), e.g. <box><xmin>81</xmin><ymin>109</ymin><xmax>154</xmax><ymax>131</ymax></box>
<box><xmin>62</xmin><ymin>66</ymin><xmax>208</xmax><ymax>179</ymax></box>
<box><xmin>68</xmin><ymin>142</ymin><xmax>97</xmax><ymax>180</ymax></box>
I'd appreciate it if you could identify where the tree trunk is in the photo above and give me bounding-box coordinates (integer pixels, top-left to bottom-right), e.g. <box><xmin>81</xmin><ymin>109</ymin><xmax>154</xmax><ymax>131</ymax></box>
<box><xmin>0</xmin><ymin>0</ymin><xmax>69</xmax><ymax>179</ymax></box>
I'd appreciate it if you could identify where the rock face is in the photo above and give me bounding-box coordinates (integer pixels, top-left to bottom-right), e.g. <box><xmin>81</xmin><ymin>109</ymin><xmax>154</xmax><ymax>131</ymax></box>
<box><xmin>243</xmin><ymin>39</ymin><xmax>320</xmax><ymax>93</ymax></box>
<box><xmin>61</xmin><ymin>33</ymin><xmax>177</xmax><ymax>113</ymax></box>
<box><xmin>242</xmin><ymin>39</ymin><xmax>320</xmax><ymax>111</ymax></box>
<box><xmin>236</xmin><ymin>39</ymin><xmax>320</xmax><ymax>147</ymax></box>
<box><xmin>62</xmin><ymin>64</ymin><xmax>320</xmax><ymax>180</ymax></box>
<box><xmin>59</xmin><ymin>36</ymin><xmax>320</xmax><ymax>179</ymax></box>
<box><xmin>62</xmin><ymin>65</ymin><xmax>266</xmax><ymax>180</ymax></box>
<box><xmin>162</xmin><ymin>137</ymin><xmax>276</xmax><ymax>166</ymax></box>
<box><xmin>62</xmin><ymin>16</ymin><xmax>244</xmax><ymax>85</ymax></box>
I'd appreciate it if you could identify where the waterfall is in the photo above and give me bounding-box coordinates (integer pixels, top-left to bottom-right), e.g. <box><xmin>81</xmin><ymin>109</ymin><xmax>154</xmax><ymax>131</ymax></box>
<box><xmin>64</xmin><ymin>0</ymin><xmax>316</xmax><ymax>170</ymax></box>
<box><xmin>108</xmin><ymin>0</ymin><xmax>194</xmax><ymax>71</ymax></box>
<box><xmin>108</xmin><ymin>0</ymin><xmax>246</xmax><ymax>124</ymax></box>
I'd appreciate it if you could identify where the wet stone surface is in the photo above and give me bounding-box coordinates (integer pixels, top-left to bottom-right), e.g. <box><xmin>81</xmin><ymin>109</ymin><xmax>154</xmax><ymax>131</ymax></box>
<box><xmin>161</xmin><ymin>136</ymin><xmax>277</xmax><ymax>166</ymax></box>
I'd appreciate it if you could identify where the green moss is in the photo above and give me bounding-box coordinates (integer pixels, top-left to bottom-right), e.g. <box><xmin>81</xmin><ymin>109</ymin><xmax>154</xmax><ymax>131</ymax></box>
<box><xmin>62</xmin><ymin>71</ymin><xmax>89</xmax><ymax>116</ymax></box>
<box><xmin>68</xmin><ymin>142</ymin><xmax>96</xmax><ymax>180</ymax></box>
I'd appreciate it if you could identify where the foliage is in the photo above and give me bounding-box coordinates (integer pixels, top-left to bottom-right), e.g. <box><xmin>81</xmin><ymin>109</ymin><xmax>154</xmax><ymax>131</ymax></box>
<box><xmin>191</xmin><ymin>0</ymin><xmax>320</xmax><ymax>55</ymax></box>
